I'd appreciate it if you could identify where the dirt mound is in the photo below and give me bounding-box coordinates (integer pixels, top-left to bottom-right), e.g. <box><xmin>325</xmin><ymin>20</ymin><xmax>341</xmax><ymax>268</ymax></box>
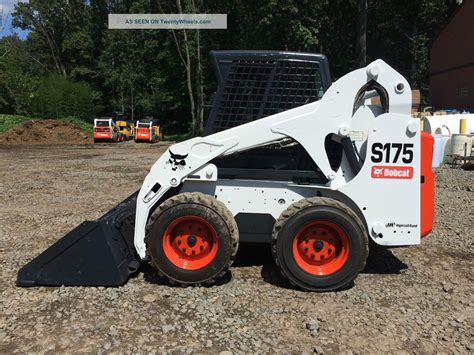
<box><xmin>0</xmin><ymin>119</ymin><xmax>91</xmax><ymax>145</ymax></box>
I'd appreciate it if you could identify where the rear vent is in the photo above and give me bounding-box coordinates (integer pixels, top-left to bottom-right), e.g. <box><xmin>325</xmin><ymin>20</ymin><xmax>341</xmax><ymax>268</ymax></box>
<box><xmin>211</xmin><ymin>59</ymin><xmax>324</xmax><ymax>132</ymax></box>
<box><xmin>205</xmin><ymin>51</ymin><xmax>331</xmax><ymax>135</ymax></box>
<box><xmin>262</xmin><ymin>60</ymin><xmax>324</xmax><ymax>117</ymax></box>
<box><xmin>214</xmin><ymin>60</ymin><xmax>275</xmax><ymax>131</ymax></box>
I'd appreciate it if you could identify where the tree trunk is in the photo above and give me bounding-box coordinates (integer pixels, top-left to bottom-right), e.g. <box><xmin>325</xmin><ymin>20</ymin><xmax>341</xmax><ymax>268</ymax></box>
<box><xmin>176</xmin><ymin>0</ymin><xmax>197</xmax><ymax>136</ymax></box>
<box><xmin>120</xmin><ymin>85</ymin><xmax>124</xmax><ymax>114</ymax></box>
<box><xmin>410</xmin><ymin>21</ymin><xmax>418</xmax><ymax>89</ymax></box>
<box><xmin>28</xmin><ymin>13</ymin><xmax>66</xmax><ymax>77</ymax></box>
<box><xmin>356</xmin><ymin>0</ymin><xmax>367</xmax><ymax>68</ymax></box>
<box><xmin>192</xmin><ymin>0</ymin><xmax>204</xmax><ymax>134</ymax></box>
<box><xmin>130</xmin><ymin>84</ymin><xmax>134</xmax><ymax>121</ymax></box>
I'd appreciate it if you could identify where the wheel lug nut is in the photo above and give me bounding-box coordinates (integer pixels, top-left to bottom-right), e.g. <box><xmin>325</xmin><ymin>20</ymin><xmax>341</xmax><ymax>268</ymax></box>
<box><xmin>304</xmin><ymin>247</ymin><xmax>309</xmax><ymax>252</ymax></box>
<box><xmin>313</xmin><ymin>240</ymin><xmax>324</xmax><ymax>252</ymax></box>
<box><xmin>182</xmin><ymin>247</ymin><xmax>186</xmax><ymax>253</ymax></box>
<box><xmin>200</xmin><ymin>246</ymin><xmax>204</xmax><ymax>251</ymax></box>
<box><xmin>187</xmin><ymin>235</ymin><xmax>197</xmax><ymax>247</ymax></box>
<box><xmin>311</xmin><ymin>254</ymin><xmax>315</xmax><ymax>259</ymax></box>
<box><xmin>192</xmin><ymin>250</ymin><xmax>196</xmax><ymax>255</ymax></box>
<box><xmin>177</xmin><ymin>240</ymin><xmax>181</xmax><ymax>245</ymax></box>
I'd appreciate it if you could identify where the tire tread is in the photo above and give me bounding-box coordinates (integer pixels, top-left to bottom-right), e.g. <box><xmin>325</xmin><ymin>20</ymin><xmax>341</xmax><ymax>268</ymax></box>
<box><xmin>145</xmin><ymin>192</ymin><xmax>239</xmax><ymax>286</ymax></box>
<box><xmin>271</xmin><ymin>197</ymin><xmax>369</xmax><ymax>291</ymax></box>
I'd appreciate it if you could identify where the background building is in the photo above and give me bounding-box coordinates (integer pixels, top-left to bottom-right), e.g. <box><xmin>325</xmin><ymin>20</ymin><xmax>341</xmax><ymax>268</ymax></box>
<box><xmin>430</xmin><ymin>0</ymin><xmax>474</xmax><ymax>111</ymax></box>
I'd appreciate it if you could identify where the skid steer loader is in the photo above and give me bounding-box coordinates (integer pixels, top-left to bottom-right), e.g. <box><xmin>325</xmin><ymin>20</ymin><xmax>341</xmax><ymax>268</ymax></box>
<box><xmin>17</xmin><ymin>52</ymin><xmax>434</xmax><ymax>292</ymax></box>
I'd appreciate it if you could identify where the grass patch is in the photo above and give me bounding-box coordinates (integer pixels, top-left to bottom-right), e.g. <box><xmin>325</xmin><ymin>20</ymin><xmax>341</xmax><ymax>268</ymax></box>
<box><xmin>164</xmin><ymin>132</ymin><xmax>192</xmax><ymax>142</ymax></box>
<box><xmin>62</xmin><ymin>116</ymin><xmax>93</xmax><ymax>137</ymax></box>
<box><xmin>0</xmin><ymin>114</ymin><xmax>93</xmax><ymax>137</ymax></box>
<box><xmin>0</xmin><ymin>114</ymin><xmax>31</xmax><ymax>134</ymax></box>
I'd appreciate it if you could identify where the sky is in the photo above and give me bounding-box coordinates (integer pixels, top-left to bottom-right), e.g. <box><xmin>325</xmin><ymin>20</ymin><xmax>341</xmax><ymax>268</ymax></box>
<box><xmin>0</xmin><ymin>0</ymin><xmax>29</xmax><ymax>39</ymax></box>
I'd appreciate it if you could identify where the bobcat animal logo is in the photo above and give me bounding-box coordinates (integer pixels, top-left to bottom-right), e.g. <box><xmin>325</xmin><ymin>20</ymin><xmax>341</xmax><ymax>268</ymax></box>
<box><xmin>373</xmin><ymin>167</ymin><xmax>384</xmax><ymax>177</ymax></box>
<box><xmin>167</xmin><ymin>150</ymin><xmax>188</xmax><ymax>171</ymax></box>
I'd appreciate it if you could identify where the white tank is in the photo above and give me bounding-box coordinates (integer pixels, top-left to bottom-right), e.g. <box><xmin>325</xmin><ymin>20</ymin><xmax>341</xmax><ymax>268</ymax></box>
<box><xmin>432</xmin><ymin>135</ymin><xmax>450</xmax><ymax>168</ymax></box>
<box><xmin>448</xmin><ymin>134</ymin><xmax>473</xmax><ymax>162</ymax></box>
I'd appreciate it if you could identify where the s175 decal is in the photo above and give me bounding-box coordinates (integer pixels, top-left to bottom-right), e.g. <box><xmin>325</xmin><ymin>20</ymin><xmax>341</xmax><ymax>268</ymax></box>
<box><xmin>371</xmin><ymin>143</ymin><xmax>414</xmax><ymax>164</ymax></box>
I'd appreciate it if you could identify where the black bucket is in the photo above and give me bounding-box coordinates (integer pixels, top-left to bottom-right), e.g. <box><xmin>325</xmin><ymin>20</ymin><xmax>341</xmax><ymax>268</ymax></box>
<box><xmin>17</xmin><ymin>191</ymin><xmax>142</xmax><ymax>287</ymax></box>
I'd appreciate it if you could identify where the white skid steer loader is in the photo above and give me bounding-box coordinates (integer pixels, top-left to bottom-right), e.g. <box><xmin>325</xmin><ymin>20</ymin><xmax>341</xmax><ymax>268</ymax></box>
<box><xmin>17</xmin><ymin>57</ymin><xmax>434</xmax><ymax>292</ymax></box>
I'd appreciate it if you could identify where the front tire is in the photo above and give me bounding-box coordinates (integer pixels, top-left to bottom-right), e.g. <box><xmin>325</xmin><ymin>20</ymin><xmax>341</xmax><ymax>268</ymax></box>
<box><xmin>146</xmin><ymin>193</ymin><xmax>239</xmax><ymax>285</ymax></box>
<box><xmin>272</xmin><ymin>197</ymin><xmax>368</xmax><ymax>292</ymax></box>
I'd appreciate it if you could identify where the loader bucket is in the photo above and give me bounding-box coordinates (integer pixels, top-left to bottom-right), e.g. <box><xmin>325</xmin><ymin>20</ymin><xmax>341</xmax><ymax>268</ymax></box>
<box><xmin>17</xmin><ymin>191</ymin><xmax>142</xmax><ymax>287</ymax></box>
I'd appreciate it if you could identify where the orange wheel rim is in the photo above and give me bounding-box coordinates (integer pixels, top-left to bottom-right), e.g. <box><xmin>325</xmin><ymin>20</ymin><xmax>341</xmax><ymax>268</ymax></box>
<box><xmin>292</xmin><ymin>220</ymin><xmax>350</xmax><ymax>276</ymax></box>
<box><xmin>162</xmin><ymin>216</ymin><xmax>218</xmax><ymax>270</ymax></box>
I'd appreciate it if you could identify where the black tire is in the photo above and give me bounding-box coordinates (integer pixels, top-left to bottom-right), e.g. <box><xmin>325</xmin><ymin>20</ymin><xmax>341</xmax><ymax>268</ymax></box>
<box><xmin>272</xmin><ymin>197</ymin><xmax>368</xmax><ymax>292</ymax></box>
<box><xmin>146</xmin><ymin>192</ymin><xmax>239</xmax><ymax>285</ymax></box>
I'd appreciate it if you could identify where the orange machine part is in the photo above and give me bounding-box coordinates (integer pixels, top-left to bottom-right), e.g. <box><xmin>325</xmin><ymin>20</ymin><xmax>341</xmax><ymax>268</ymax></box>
<box><xmin>162</xmin><ymin>215</ymin><xmax>218</xmax><ymax>270</ymax></box>
<box><xmin>420</xmin><ymin>132</ymin><xmax>435</xmax><ymax>238</ymax></box>
<box><xmin>94</xmin><ymin>127</ymin><xmax>111</xmax><ymax>139</ymax></box>
<box><xmin>136</xmin><ymin>128</ymin><xmax>151</xmax><ymax>141</ymax></box>
<box><xmin>292</xmin><ymin>220</ymin><xmax>350</xmax><ymax>276</ymax></box>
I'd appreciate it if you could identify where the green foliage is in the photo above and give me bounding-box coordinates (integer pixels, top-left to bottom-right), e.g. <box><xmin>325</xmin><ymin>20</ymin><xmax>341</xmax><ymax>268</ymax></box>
<box><xmin>367</xmin><ymin>0</ymin><xmax>456</xmax><ymax>102</ymax></box>
<box><xmin>164</xmin><ymin>132</ymin><xmax>193</xmax><ymax>143</ymax></box>
<box><xmin>0</xmin><ymin>114</ymin><xmax>31</xmax><ymax>133</ymax></box>
<box><xmin>33</xmin><ymin>74</ymin><xmax>97</xmax><ymax>120</ymax></box>
<box><xmin>0</xmin><ymin>36</ymin><xmax>42</xmax><ymax>115</ymax></box>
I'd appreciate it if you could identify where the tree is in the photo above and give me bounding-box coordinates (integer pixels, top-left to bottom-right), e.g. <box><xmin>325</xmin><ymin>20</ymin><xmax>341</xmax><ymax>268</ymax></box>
<box><xmin>33</xmin><ymin>74</ymin><xmax>97</xmax><ymax>120</ymax></box>
<box><xmin>356</xmin><ymin>0</ymin><xmax>367</xmax><ymax>68</ymax></box>
<box><xmin>0</xmin><ymin>35</ymin><xmax>43</xmax><ymax>115</ymax></box>
<box><xmin>12</xmin><ymin>1</ymin><xmax>68</xmax><ymax>76</ymax></box>
<box><xmin>174</xmin><ymin>0</ymin><xmax>197</xmax><ymax>135</ymax></box>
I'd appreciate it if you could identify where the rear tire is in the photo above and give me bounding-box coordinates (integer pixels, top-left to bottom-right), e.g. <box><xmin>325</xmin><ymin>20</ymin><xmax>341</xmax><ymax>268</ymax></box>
<box><xmin>146</xmin><ymin>192</ymin><xmax>239</xmax><ymax>285</ymax></box>
<box><xmin>272</xmin><ymin>197</ymin><xmax>368</xmax><ymax>292</ymax></box>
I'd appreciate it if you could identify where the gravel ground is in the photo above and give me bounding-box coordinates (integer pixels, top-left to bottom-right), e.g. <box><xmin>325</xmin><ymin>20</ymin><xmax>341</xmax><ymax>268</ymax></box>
<box><xmin>0</xmin><ymin>144</ymin><xmax>472</xmax><ymax>353</ymax></box>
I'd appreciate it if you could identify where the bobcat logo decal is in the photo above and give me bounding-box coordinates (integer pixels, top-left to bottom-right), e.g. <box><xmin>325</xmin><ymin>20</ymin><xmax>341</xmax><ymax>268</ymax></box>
<box><xmin>167</xmin><ymin>150</ymin><xmax>188</xmax><ymax>171</ymax></box>
<box><xmin>372</xmin><ymin>167</ymin><xmax>384</xmax><ymax>177</ymax></box>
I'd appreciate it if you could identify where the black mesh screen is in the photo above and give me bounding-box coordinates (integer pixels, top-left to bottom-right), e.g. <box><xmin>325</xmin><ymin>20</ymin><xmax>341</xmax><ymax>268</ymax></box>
<box><xmin>262</xmin><ymin>60</ymin><xmax>324</xmax><ymax>116</ymax></box>
<box><xmin>215</xmin><ymin>60</ymin><xmax>275</xmax><ymax>131</ymax></box>
<box><xmin>210</xmin><ymin>59</ymin><xmax>325</xmax><ymax>133</ymax></box>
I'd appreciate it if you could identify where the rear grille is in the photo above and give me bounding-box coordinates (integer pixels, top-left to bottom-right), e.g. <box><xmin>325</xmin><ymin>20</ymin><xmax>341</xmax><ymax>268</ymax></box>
<box><xmin>209</xmin><ymin>58</ymin><xmax>326</xmax><ymax>133</ymax></box>
<box><xmin>262</xmin><ymin>60</ymin><xmax>324</xmax><ymax>117</ymax></box>
<box><xmin>215</xmin><ymin>60</ymin><xmax>274</xmax><ymax>130</ymax></box>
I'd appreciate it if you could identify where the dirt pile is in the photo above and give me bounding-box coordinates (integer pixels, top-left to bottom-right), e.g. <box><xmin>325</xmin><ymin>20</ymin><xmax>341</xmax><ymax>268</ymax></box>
<box><xmin>0</xmin><ymin>119</ymin><xmax>91</xmax><ymax>145</ymax></box>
